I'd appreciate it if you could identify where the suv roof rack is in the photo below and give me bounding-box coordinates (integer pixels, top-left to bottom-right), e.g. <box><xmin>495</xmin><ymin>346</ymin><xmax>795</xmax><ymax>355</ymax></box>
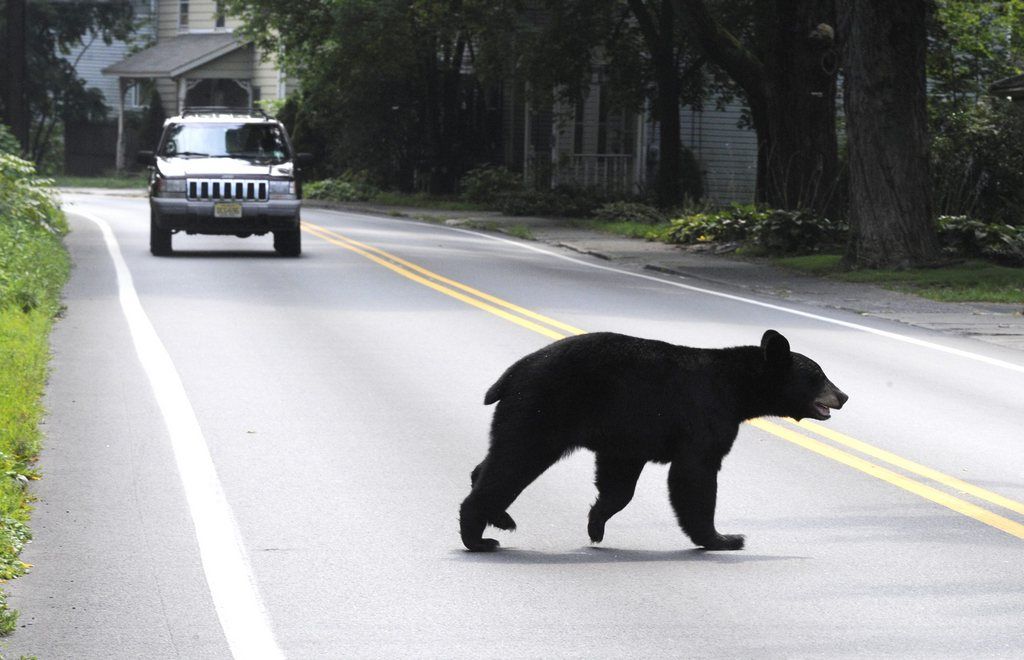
<box><xmin>180</xmin><ymin>106</ymin><xmax>269</xmax><ymax>118</ymax></box>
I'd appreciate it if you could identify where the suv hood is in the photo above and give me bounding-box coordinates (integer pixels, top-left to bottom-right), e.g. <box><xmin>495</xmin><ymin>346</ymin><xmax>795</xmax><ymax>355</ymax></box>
<box><xmin>156</xmin><ymin>157</ymin><xmax>294</xmax><ymax>178</ymax></box>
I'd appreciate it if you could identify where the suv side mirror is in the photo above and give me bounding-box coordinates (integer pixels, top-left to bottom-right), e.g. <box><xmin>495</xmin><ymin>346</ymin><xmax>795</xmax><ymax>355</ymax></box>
<box><xmin>295</xmin><ymin>152</ymin><xmax>314</xmax><ymax>167</ymax></box>
<box><xmin>136</xmin><ymin>150</ymin><xmax>156</xmax><ymax>167</ymax></box>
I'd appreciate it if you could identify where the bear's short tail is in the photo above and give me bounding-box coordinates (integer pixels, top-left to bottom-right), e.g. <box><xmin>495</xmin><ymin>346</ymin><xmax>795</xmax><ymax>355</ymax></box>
<box><xmin>483</xmin><ymin>371</ymin><xmax>508</xmax><ymax>405</ymax></box>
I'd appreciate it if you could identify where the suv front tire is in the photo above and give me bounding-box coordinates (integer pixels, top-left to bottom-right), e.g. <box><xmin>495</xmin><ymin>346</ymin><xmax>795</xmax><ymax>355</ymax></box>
<box><xmin>150</xmin><ymin>209</ymin><xmax>173</xmax><ymax>256</ymax></box>
<box><xmin>273</xmin><ymin>227</ymin><xmax>302</xmax><ymax>257</ymax></box>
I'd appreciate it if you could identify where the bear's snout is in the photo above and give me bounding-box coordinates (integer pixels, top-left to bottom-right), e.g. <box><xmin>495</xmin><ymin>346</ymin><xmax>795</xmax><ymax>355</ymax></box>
<box><xmin>811</xmin><ymin>381</ymin><xmax>847</xmax><ymax>419</ymax></box>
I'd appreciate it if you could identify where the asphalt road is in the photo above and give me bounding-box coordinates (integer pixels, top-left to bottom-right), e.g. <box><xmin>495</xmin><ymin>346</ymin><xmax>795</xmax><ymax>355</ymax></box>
<box><xmin>4</xmin><ymin>193</ymin><xmax>1024</xmax><ymax>658</ymax></box>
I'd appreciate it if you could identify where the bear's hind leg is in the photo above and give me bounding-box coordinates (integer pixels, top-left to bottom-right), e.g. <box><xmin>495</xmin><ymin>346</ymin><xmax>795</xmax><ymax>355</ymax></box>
<box><xmin>588</xmin><ymin>456</ymin><xmax>645</xmax><ymax>543</ymax></box>
<box><xmin>667</xmin><ymin>456</ymin><xmax>744</xmax><ymax>551</ymax></box>
<box><xmin>470</xmin><ymin>461</ymin><xmax>516</xmax><ymax>531</ymax></box>
<box><xmin>460</xmin><ymin>447</ymin><xmax>562</xmax><ymax>551</ymax></box>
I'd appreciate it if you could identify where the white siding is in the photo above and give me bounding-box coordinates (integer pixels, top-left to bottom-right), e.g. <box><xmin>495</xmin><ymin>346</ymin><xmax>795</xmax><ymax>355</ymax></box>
<box><xmin>681</xmin><ymin>101</ymin><xmax>757</xmax><ymax>205</ymax></box>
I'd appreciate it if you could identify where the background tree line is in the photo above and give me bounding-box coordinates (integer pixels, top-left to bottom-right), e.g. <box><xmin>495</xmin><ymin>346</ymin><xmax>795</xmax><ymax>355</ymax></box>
<box><xmin>4</xmin><ymin>1</ymin><xmax>1023</xmax><ymax>270</ymax></box>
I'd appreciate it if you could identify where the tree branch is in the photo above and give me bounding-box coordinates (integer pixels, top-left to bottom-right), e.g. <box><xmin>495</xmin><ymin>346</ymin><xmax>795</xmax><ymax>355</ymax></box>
<box><xmin>671</xmin><ymin>0</ymin><xmax>765</xmax><ymax>99</ymax></box>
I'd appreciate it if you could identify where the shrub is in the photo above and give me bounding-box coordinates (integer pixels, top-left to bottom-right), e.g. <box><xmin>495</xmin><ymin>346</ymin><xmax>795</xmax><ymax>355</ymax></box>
<box><xmin>937</xmin><ymin>215</ymin><xmax>1024</xmax><ymax>265</ymax></box>
<box><xmin>932</xmin><ymin>99</ymin><xmax>1024</xmax><ymax>225</ymax></box>
<box><xmin>459</xmin><ymin>166</ymin><xmax>523</xmax><ymax>203</ymax></box>
<box><xmin>592</xmin><ymin>201</ymin><xmax>666</xmax><ymax>225</ymax></box>
<box><xmin>304</xmin><ymin>175</ymin><xmax>379</xmax><ymax>202</ymax></box>
<box><xmin>0</xmin><ymin>125</ymin><xmax>19</xmax><ymax>156</ymax></box>
<box><xmin>661</xmin><ymin>204</ymin><xmax>766</xmax><ymax>244</ymax></box>
<box><xmin>0</xmin><ymin>152</ymin><xmax>68</xmax><ymax>313</ymax></box>
<box><xmin>497</xmin><ymin>185</ymin><xmax>607</xmax><ymax>218</ymax></box>
<box><xmin>659</xmin><ymin>204</ymin><xmax>845</xmax><ymax>254</ymax></box>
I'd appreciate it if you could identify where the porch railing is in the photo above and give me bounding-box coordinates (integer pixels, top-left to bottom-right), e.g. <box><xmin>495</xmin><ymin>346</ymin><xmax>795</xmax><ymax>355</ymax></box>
<box><xmin>552</xmin><ymin>154</ymin><xmax>636</xmax><ymax>194</ymax></box>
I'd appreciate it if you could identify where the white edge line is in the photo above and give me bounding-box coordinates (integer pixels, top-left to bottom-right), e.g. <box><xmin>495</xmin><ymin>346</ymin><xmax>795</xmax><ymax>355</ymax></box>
<box><xmin>78</xmin><ymin>209</ymin><xmax>284</xmax><ymax>660</ymax></box>
<box><xmin>308</xmin><ymin>207</ymin><xmax>1024</xmax><ymax>376</ymax></box>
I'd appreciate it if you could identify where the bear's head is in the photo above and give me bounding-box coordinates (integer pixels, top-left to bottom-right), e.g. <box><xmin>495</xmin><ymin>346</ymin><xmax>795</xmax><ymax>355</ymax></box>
<box><xmin>761</xmin><ymin>329</ymin><xmax>848</xmax><ymax>421</ymax></box>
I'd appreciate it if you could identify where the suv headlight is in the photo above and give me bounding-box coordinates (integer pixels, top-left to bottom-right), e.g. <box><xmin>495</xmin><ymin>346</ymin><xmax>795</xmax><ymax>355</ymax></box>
<box><xmin>268</xmin><ymin>180</ymin><xmax>295</xmax><ymax>196</ymax></box>
<box><xmin>155</xmin><ymin>177</ymin><xmax>187</xmax><ymax>195</ymax></box>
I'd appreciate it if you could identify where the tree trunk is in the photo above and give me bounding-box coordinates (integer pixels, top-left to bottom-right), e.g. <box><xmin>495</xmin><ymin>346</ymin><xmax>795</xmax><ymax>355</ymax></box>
<box><xmin>630</xmin><ymin>0</ymin><xmax>687</xmax><ymax>208</ymax></box>
<box><xmin>840</xmin><ymin>0</ymin><xmax>941</xmax><ymax>268</ymax></box>
<box><xmin>758</xmin><ymin>2</ymin><xmax>839</xmax><ymax>215</ymax></box>
<box><xmin>2</xmin><ymin>0</ymin><xmax>30</xmax><ymax>154</ymax></box>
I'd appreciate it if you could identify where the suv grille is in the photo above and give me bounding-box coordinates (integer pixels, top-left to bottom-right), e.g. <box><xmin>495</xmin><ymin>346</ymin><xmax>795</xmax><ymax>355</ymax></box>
<box><xmin>187</xmin><ymin>178</ymin><xmax>268</xmax><ymax>202</ymax></box>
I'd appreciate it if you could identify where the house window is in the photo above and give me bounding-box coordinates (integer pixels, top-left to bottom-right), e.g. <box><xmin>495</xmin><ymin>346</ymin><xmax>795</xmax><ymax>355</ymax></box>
<box><xmin>179</xmin><ymin>0</ymin><xmax>189</xmax><ymax>31</ymax></box>
<box><xmin>215</xmin><ymin>1</ymin><xmax>225</xmax><ymax>28</ymax></box>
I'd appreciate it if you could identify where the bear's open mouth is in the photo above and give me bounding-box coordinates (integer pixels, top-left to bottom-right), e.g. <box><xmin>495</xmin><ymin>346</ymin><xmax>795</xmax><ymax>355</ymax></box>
<box><xmin>813</xmin><ymin>401</ymin><xmax>832</xmax><ymax>419</ymax></box>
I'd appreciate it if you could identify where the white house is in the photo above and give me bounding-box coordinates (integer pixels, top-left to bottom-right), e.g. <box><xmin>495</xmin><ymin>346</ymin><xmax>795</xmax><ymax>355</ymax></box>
<box><xmin>103</xmin><ymin>0</ymin><xmax>295</xmax><ymax>168</ymax></box>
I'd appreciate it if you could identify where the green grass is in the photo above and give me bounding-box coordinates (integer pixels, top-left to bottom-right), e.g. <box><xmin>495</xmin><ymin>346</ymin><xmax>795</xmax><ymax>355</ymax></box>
<box><xmin>52</xmin><ymin>173</ymin><xmax>148</xmax><ymax>189</ymax></box>
<box><xmin>585</xmin><ymin>219</ymin><xmax>673</xmax><ymax>240</ymax></box>
<box><xmin>0</xmin><ymin>155</ymin><xmax>70</xmax><ymax>634</ymax></box>
<box><xmin>777</xmin><ymin>254</ymin><xmax>1024</xmax><ymax>304</ymax></box>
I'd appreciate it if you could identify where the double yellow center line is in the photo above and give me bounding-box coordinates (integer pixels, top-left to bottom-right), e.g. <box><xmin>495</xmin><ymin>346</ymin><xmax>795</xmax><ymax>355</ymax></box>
<box><xmin>303</xmin><ymin>220</ymin><xmax>1024</xmax><ymax>541</ymax></box>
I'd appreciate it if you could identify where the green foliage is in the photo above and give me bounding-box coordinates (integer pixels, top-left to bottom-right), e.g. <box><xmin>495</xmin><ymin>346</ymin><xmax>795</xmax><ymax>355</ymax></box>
<box><xmin>459</xmin><ymin>166</ymin><xmax>523</xmax><ymax>203</ymax></box>
<box><xmin>592</xmin><ymin>201</ymin><xmax>666</xmax><ymax>225</ymax></box>
<box><xmin>931</xmin><ymin>100</ymin><xmax>1024</xmax><ymax>225</ymax></box>
<box><xmin>497</xmin><ymin>186</ymin><xmax>607</xmax><ymax>218</ymax></box>
<box><xmin>0</xmin><ymin>151</ymin><xmax>68</xmax><ymax>636</ymax></box>
<box><xmin>304</xmin><ymin>175</ymin><xmax>380</xmax><ymax>203</ymax></box>
<box><xmin>929</xmin><ymin>0</ymin><xmax>1024</xmax><ymax>109</ymax></box>
<box><xmin>0</xmin><ymin>153</ymin><xmax>69</xmax><ymax>313</ymax></box>
<box><xmin>0</xmin><ymin>125</ymin><xmax>20</xmax><ymax>156</ymax></box>
<box><xmin>660</xmin><ymin>204</ymin><xmax>846</xmax><ymax>254</ymax></box>
<box><xmin>3</xmin><ymin>0</ymin><xmax>137</xmax><ymax>165</ymax></box>
<box><xmin>937</xmin><ymin>215</ymin><xmax>1024</xmax><ymax>264</ymax></box>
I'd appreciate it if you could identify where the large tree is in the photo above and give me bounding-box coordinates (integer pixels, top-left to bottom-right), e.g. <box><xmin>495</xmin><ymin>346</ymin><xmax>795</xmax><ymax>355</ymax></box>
<box><xmin>840</xmin><ymin>0</ymin><xmax>941</xmax><ymax>268</ymax></box>
<box><xmin>673</xmin><ymin>0</ymin><xmax>840</xmax><ymax>216</ymax></box>
<box><xmin>227</xmin><ymin>0</ymin><xmax>514</xmax><ymax>192</ymax></box>
<box><xmin>0</xmin><ymin>0</ymin><xmax>135</xmax><ymax>165</ymax></box>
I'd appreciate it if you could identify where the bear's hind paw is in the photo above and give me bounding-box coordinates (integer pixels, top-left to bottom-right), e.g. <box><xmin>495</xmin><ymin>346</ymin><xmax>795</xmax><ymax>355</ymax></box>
<box><xmin>697</xmin><ymin>533</ymin><xmax>745</xmax><ymax>551</ymax></box>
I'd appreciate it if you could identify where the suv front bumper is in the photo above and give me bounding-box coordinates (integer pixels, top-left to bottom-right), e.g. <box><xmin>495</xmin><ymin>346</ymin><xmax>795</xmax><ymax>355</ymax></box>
<box><xmin>151</xmin><ymin>197</ymin><xmax>301</xmax><ymax>234</ymax></box>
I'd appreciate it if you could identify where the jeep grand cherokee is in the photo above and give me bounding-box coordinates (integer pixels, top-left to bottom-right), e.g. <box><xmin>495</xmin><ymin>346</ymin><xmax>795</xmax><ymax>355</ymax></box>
<box><xmin>137</xmin><ymin>109</ymin><xmax>312</xmax><ymax>256</ymax></box>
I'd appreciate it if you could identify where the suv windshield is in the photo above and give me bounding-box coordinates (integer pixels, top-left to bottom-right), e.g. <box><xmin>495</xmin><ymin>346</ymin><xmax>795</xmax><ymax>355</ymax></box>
<box><xmin>160</xmin><ymin>122</ymin><xmax>290</xmax><ymax>163</ymax></box>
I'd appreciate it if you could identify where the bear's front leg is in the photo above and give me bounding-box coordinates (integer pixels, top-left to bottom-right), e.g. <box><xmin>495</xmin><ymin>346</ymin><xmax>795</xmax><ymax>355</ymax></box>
<box><xmin>667</xmin><ymin>456</ymin><xmax>744</xmax><ymax>551</ymax></box>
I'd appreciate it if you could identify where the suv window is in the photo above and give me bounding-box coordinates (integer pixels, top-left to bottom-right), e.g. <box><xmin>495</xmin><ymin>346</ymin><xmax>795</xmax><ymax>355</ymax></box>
<box><xmin>160</xmin><ymin>122</ymin><xmax>290</xmax><ymax>163</ymax></box>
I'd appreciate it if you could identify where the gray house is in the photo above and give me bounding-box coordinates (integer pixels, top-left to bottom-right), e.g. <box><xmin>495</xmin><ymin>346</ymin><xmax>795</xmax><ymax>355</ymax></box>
<box><xmin>507</xmin><ymin>72</ymin><xmax>757</xmax><ymax>206</ymax></box>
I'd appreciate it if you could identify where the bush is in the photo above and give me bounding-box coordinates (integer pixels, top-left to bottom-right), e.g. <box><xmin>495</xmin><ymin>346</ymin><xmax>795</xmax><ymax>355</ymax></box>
<box><xmin>660</xmin><ymin>204</ymin><xmax>846</xmax><ymax>254</ymax></box>
<box><xmin>937</xmin><ymin>215</ymin><xmax>1024</xmax><ymax>265</ymax></box>
<box><xmin>932</xmin><ymin>99</ymin><xmax>1024</xmax><ymax>225</ymax></box>
<box><xmin>304</xmin><ymin>174</ymin><xmax>380</xmax><ymax>203</ymax></box>
<box><xmin>497</xmin><ymin>185</ymin><xmax>607</xmax><ymax>218</ymax></box>
<box><xmin>0</xmin><ymin>152</ymin><xmax>68</xmax><ymax>313</ymax></box>
<box><xmin>592</xmin><ymin>201</ymin><xmax>666</xmax><ymax>225</ymax></box>
<box><xmin>459</xmin><ymin>166</ymin><xmax>523</xmax><ymax>203</ymax></box>
<box><xmin>0</xmin><ymin>125</ymin><xmax>19</xmax><ymax>156</ymax></box>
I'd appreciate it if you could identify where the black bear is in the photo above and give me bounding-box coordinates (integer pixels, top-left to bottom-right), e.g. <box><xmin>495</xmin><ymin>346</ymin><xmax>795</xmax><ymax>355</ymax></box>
<box><xmin>460</xmin><ymin>330</ymin><xmax>847</xmax><ymax>552</ymax></box>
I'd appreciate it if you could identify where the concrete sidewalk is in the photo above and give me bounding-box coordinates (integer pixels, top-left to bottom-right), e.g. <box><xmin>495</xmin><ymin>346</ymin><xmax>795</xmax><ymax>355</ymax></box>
<box><xmin>309</xmin><ymin>200</ymin><xmax>1024</xmax><ymax>353</ymax></box>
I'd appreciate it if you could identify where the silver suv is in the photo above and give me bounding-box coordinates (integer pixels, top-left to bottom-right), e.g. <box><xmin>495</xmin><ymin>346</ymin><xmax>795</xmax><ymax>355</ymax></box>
<box><xmin>137</xmin><ymin>108</ymin><xmax>312</xmax><ymax>256</ymax></box>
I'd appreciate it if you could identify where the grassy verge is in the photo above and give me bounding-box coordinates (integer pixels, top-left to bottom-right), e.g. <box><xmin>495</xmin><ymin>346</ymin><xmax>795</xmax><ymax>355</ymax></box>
<box><xmin>0</xmin><ymin>152</ymin><xmax>70</xmax><ymax>634</ymax></box>
<box><xmin>777</xmin><ymin>254</ymin><xmax>1024</xmax><ymax>304</ymax></box>
<box><xmin>52</xmin><ymin>172</ymin><xmax>147</xmax><ymax>189</ymax></box>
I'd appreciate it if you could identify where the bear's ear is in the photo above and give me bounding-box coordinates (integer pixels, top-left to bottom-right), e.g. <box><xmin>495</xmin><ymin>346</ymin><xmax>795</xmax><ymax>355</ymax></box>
<box><xmin>761</xmin><ymin>329</ymin><xmax>791</xmax><ymax>366</ymax></box>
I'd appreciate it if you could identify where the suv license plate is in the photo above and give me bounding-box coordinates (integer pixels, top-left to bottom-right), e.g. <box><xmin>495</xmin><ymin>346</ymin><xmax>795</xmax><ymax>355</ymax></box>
<box><xmin>214</xmin><ymin>202</ymin><xmax>243</xmax><ymax>218</ymax></box>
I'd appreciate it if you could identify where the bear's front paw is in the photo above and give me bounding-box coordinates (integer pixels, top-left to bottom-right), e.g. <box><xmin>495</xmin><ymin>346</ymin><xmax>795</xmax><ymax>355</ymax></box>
<box><xmin>698</xmin><ymin>533</ymin><xmax>745</xmax><ymax>551</ymax></box>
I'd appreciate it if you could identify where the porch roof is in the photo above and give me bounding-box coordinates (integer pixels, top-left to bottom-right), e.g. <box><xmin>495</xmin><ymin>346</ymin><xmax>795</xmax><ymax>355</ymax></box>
<box><xmin>102</xmin><ymin>33</ymin><xmax>245</xmax><ymax>79</ymax></box>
